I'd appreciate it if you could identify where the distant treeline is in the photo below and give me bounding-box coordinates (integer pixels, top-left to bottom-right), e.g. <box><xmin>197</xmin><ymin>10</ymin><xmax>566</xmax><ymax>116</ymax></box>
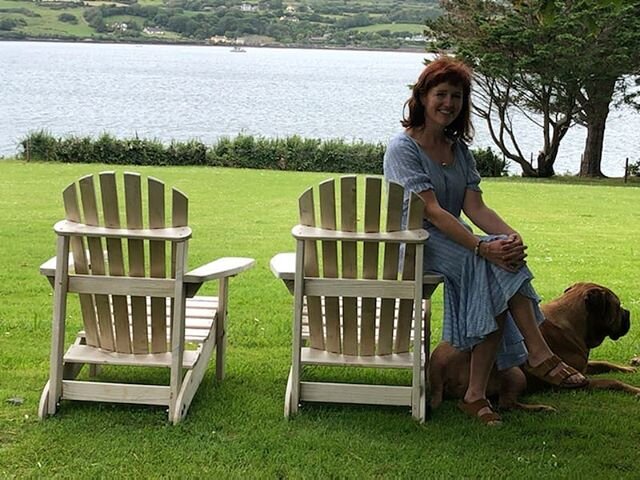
<box><xmin>19</xmin><ymin>131</ymin><xmax>508</xmax><ymax>177</ymax></box>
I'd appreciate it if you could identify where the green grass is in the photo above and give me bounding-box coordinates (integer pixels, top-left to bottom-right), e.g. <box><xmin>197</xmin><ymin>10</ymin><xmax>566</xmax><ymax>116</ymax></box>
<box><xmin>351</xmin><ymin>23</ymin><xmax>426</xmax><ymax>34</ymax></box>
<box><xmin>0</xmin><ymin>0</ymin><xmax>93</xmax><ymax>37</ymax></box>
<box><xmin>1</xmin><ymin>161</ymin><xmax>639</xmax><ymax>478</ymax></box>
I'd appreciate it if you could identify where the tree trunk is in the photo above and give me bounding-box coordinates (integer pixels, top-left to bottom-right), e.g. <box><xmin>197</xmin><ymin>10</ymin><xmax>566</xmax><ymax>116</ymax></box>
<box><xmin>579</xmin><ymin>81</ymin><xmax>615</xmax><ymax>177</ymax></box>
<box><xmin>579</xmin><ymin>115</ymin><xmax>609</xmax><ymax>177</ymax></box>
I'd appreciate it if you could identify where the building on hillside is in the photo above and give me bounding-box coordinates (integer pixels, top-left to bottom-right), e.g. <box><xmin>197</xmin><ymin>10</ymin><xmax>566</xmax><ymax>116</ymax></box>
<box><xmin>143</xmin><ymin>27</ymin><xmax>165</xmax><ymax>35</ymax></box>
<box><xmin>239</xmin><ymin>3</ymin><xmax>258</xmax><ymax>11</ymax></box>
<box><xmin>209</xmin><ymin>35</ymin><xmax>232</xmax><ymax>44</ymax></box>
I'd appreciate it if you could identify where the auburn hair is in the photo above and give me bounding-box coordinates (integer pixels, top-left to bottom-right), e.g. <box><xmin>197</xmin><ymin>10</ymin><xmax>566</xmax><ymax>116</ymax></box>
<box><xmin>402</xmin><ymin>56</ymin><xmax>474</xmax><ymax>143</ymax></box>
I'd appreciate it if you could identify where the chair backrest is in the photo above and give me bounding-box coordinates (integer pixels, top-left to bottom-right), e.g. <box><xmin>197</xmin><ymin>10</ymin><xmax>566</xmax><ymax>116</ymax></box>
<box><xmin>296</xmin><ymin>176</ymin><xmax>425</xmax><ymax>356</ymax></box>
<box><xmin>60</xmin><ymin>171</ymin><xmax>189</xmax><ymax>354</ymax></box>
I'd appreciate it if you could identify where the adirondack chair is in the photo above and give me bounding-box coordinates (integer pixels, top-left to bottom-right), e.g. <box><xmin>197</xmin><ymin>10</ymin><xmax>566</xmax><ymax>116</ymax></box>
<box><xmin>272</xmin><ymin>176</ymin><xmax>443</xmax><ymax>422</ymax></box>
<box><xmin>38</xmin><ymin>172</ymin><xmax>255</xmax><ymax>424</ymax></box>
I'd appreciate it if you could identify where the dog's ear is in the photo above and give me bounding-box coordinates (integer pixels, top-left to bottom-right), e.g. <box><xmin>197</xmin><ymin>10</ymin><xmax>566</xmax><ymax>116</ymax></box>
<box><xmin>585</xmin><ymin>287</ymin><xmax>609</xmax><ymax>319</ymax></box>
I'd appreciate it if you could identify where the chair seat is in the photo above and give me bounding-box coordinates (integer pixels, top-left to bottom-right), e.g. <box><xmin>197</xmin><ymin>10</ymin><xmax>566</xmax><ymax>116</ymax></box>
<box><xmin>301</xmin><ymin>347</ymin><xmax>414</xmax><ymax>369</ymax></box>
<box><xmin>64</xmin><ymin>344</ymin><xmax>200</xmax><ymax>368</ymax></box>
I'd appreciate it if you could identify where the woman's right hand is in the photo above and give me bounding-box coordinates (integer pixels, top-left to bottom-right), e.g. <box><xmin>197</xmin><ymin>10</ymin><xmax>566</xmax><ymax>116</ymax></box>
<box><xmin>478</xmin><ymin>237</ymin><xmax>527</xmax><ymax>273</ymax></box>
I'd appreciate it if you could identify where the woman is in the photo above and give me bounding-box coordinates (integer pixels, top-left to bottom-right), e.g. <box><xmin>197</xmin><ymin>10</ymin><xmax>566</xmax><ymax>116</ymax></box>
<box><xmin>384</xmin><ymin>56</ymin><xmax>587</xmax><ymax>426</ymax></box>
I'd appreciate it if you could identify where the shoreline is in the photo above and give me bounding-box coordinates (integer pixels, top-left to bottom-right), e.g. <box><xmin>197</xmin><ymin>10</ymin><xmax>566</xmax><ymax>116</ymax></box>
<box><xmin>0</xmin><ymin>36</ymin><xmax>427</xmax><ymax>54</ymax></box>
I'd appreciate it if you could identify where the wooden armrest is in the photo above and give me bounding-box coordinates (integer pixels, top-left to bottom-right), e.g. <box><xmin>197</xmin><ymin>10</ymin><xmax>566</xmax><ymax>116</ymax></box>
<box><xmin>270</xmin><ymin>252</ymin><xmax>295</xmax><ymax>281</ymax></box>
<box><xmin>40</xmin><ymin>256</ymin><xmax>74</xmax><ymax>279</ymax></box>
<box><xmin>270</xmin><ymin>251</ymin><xmax>444</xmax><ymax>294</ymax></box>
<box><xmin>184</xmin><ymin>257</ymin><xmax>256</xmax><ymax>283</ymax></box>
<box><xmin>291</xmin><ymin>225</ymin><xmax>428</xmax><ymax>243</ymax></box>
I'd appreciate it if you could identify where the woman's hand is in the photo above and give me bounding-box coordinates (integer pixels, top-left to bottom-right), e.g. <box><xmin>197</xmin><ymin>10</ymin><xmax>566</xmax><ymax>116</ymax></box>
<box><xmin>478</xmin><ymin>234</ymin><xmax>527</xmax><ymax>272</ymax></box>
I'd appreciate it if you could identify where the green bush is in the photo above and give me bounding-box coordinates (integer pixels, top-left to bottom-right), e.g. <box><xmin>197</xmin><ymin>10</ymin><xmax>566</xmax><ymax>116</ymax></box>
<box><xmin>472</xmin><ymin>146</ymin><xmax>509</xmax><ymax>177</ymax></box>
<box><xmin>628</xmin><ymin>160</ymin><xmax>640</xmax><ymax>177</ymax></box>
<box><xmin>58</xmin><ymin>13</ymin><xmax>78</xmax><ymax>24</ymax></box>
<box><xmin>19</xmin><ymin>131</ymin><xmax>504</xmax><ymax>177</ymax></box>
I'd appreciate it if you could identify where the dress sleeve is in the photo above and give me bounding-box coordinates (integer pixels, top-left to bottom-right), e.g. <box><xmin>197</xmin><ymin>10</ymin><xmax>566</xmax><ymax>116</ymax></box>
<box><xmin>383</xmin><ymin>135</ymin><xmax>434</xmax><ymax>194</ymax></box>
<box><xmin>460</xmin><ymin>142</ymin><xmax>482</xmax><ymax>192</ymax></box>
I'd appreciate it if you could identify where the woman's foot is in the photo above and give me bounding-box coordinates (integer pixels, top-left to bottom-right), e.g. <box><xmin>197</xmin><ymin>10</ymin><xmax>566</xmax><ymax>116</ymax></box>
<box><xmin>524</xmin><ymin>354</ymin><xmax>588</xmax><ymax>388</ymax></box>
<box><xmin>458</xmin><ymin>398</ymin><xmax>502</xmax><ymax>426</ymax></box>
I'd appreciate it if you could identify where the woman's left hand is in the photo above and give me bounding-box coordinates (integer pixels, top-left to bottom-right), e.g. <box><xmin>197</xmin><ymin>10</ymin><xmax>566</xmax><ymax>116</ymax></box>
<box><xmin>503</xmin><ymin>233</ymin><xmax>527</xmax><ymax>270</ymax></box>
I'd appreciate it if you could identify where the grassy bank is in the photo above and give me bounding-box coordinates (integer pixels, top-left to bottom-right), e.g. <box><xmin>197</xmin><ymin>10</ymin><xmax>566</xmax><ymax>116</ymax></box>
<box><xmin>1</xmin><ymin>161</ymin><xmax>639</xmax><ymax>478</ymax></box>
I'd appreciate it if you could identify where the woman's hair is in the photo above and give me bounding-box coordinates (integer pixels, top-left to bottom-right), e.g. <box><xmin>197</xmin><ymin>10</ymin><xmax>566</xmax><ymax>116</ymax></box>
<box><xmin>401</xmin><ymin>56</ymin><xmax>474</xmax><ymax>143</ymax></box>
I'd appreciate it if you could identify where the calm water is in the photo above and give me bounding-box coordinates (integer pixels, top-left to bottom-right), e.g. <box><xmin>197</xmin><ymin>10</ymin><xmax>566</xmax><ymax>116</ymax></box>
<box><xmin>1</xmin><ymin>41</ymin><xmax>638</xmax><ymax>176</ymax></box>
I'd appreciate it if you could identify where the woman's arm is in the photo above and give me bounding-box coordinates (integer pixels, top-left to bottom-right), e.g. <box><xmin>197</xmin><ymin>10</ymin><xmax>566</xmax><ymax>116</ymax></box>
<box><xmin>462</xmin><ymin>189</ymin><xmax>527</xmax><ymax>269</ymax></box>
<box><xmin>462</xmin><ymin>189</ymin><xmax>517</xmax><ymax>236</ymax></box>
<box><xmin>419</xmin><ymin>190</ymin><xmax>480</xmax><ymax>251</ymax></box>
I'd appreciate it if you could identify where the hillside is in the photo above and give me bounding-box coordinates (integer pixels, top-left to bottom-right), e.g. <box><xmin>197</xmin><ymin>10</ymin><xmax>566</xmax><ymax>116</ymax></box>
<box><xmin>0</xmin><ymin>0</ymin><xmax>440</xmax><ymax>49</ymax></box>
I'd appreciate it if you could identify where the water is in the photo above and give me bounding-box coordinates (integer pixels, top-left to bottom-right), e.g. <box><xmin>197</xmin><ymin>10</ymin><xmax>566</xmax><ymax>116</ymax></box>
<box><xmin>2</xmin><ymin>41</ymin><xmax>638</xmax><ymax>176</ymax></box>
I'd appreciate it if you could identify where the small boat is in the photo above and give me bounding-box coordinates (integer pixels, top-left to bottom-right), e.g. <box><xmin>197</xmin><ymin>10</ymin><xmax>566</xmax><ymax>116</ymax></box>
<box><xmin>230</xmin><ymin>46</ymin><xmax>247</xmax><ymax>53</ymax></box>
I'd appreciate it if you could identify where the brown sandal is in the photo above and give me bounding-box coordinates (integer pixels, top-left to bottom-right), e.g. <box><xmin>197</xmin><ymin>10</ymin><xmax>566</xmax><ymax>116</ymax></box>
<box><xmin>458</xmin><ymin>399</ymin><xmax>502</xmax><ymax>426</ymax></box>
<box><xmin>524</xmin><ymin>354</ymin><xmax>588</xmax><ymax>389</ymax></box>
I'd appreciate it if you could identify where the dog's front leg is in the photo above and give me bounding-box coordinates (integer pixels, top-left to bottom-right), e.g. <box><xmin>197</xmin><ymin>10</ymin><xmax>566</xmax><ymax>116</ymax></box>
<box><xmin>586</xmin><ymin>360</ymin><xmax>637</xmax><ymax>374</ymax></box>
<box><xmin>588</xmin><ymin>378</ymin><xmax>640</xmax><ymax>396</ymax></box>
<box><xmin>497</xmin><ymin>367</ymin><xmax>556</xmax><ymax>412</ymax></box>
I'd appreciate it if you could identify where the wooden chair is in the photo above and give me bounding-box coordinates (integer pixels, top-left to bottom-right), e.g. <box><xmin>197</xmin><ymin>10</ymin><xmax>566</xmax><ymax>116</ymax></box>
<box><xmin>38</xmin><ymin>171</ymin><xmax>255</xmax><ymax>424</ymax></box>
<box><xmin>273</xmin><ymin>176</ymin><xmax>442</xmax><ymax>422</ymax></box>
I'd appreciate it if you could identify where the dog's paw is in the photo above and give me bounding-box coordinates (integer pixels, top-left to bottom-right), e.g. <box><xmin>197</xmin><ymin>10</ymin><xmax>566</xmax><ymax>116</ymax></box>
<box><xmin>619</xmin><ymin>365</ymin><xmax>638</xmax><ymax>373</ymax></box>
<box><xmin>630</xmin><ymin>356</ymin><xmax>640</xmax><ymax>367</ymax></box>
<box><xmin>500</xmin><ymin>402</ymin><xmax>557</xmax><ymax>413</ymax></box>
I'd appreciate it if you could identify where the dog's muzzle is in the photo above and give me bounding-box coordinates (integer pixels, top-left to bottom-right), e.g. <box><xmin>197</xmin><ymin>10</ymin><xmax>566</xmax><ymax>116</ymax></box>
<box><xmin>610</xmin><ymin>309</ymin><xmax>631</xmax><ymax>340</ymax></box>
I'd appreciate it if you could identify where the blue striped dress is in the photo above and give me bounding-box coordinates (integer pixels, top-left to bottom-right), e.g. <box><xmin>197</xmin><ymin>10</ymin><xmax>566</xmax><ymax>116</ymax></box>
<box><xmin>384</xmin><ymin>132</ymin><xmax>544</xmax><ymax>370</ymax></box>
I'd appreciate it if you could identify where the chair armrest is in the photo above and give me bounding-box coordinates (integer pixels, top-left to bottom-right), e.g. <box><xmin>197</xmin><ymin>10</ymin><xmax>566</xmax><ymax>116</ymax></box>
<box><xmin>270</xmin><ymin>251</ymin><xmax>444</xmax><ymax>297</ymax></box>
<box><xmin>270</xmin><ymin>252</ymin><xmax>295</xmax><ymax>281</ymax></box>
<box><xmin>184</xmin><ymin>257</ymin><xmax>255</xmax><ymax>284</ymax></box>
<box><xmin>40</xmin><ymin>256</ymin><xmax>76</xmax><ymax>278</ymax></box>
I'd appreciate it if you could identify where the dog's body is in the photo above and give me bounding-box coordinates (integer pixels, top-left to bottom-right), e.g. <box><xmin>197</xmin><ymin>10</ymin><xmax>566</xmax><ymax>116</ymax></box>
<box><xmin>429</xmin><ymin>283</ymin><xmax>639</xmax><ymax>411</ymax></box>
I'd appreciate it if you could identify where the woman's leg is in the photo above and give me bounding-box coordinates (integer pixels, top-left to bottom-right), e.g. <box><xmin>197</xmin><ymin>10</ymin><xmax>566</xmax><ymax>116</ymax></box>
<box><xmin>508</xmin><ymin>293</ymin><xmax>586</xmax><ymax>385</ymax></box>
<box><xmin>463</xmin><ymin>313</ymin><xmax>507</xmax><ymax>414</ymax></box>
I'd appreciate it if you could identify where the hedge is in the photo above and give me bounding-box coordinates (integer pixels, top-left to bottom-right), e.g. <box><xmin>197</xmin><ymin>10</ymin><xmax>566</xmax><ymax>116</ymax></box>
<box><xmin>19</xmin><ymin>130</ymin><xmax>509</xmax><ymax>177</ymax></box>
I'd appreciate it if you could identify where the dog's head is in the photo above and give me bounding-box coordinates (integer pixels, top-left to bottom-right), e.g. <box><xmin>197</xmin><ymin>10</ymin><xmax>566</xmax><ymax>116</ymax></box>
<box><xmin>563</xmin><ymin>282</ymin><xmax>631</xmax><ymax>348</ymax></box>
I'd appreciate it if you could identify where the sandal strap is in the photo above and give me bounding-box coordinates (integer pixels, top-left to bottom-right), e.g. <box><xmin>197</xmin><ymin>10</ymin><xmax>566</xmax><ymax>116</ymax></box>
<box><xmin>458</xmin><ymin>399</ymin><xmax>502</xmax><ymax>425</ymax></box>
<box><xmin>458</xmin><ymin>398</ymin><xmax>491</xmax><ymax>415</ymax></box>
<box><xmin>526</xmin><ymin>354</ymin><xmax>585</xmax><ymax>387</ymax></box>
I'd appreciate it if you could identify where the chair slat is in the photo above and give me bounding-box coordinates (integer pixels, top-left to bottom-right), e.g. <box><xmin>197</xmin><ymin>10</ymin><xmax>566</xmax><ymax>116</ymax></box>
<box><xmin>299</xmin><ymin>187</ymin><xmax>324</xmax><ymax>350</ymax></box>
<box><xmin>319</xmin><ymin>179</ymin><xmax>341</xmax><ymax>353</ymax></box>
<box><xmin>79</xmin><ymin>175</ymin><xmax>115</xmax><ymax>351</ymax></box>
<box><xmin>148</xmin><ymin>177</ymin><xmax>168</xmax><ymax>353</ymax></box>
<box><xmin>360</xmin><ymin>177</ymin><xmax>381</xmax><ymax>356</ymax></box>
<box><xmin>124</xmin><ymin>173</ymin><xmax>149</xmax><ymax>353</ymax></box>
<box><xmin>100</xmin><ymin>172</ymin><xmax>132</xmax><ymax>353</ymax></box>
<box><xmin>378</xmin><ymin>182</ymin><xmax>403</xmax><ymax>355</ymax></box>
<box><xmin>395</xmin><ymin>193</ymin><xmax>423</xmax><ymax>353</ymax></box>
<box><xmin>62</xmin><ymin>183</ymin><xmax>99</xmax><ymax>348</ymax></box>
<box><xmin>171</xmin><ymin>187</ymin><xmax>188</xmax><ymax>279</ymax></box>
<box><xmin>340</xmin><ymin>176</ymin><xmax>358</xmax><ymax>356</ymax></box>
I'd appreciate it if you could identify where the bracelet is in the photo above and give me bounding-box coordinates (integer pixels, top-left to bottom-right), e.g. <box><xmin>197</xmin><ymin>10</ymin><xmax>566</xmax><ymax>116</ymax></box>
<box><xmin>474</xmin><ymin>240</ymin><xmax>484</xmax><ymax>257</ymax></box>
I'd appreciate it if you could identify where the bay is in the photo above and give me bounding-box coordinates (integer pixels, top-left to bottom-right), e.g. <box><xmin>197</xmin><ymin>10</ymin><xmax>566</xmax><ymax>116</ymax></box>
<box><xmin>1</xmin><ymin>41</ymin><xmax>638</xmax><ymax>176</ymax></box>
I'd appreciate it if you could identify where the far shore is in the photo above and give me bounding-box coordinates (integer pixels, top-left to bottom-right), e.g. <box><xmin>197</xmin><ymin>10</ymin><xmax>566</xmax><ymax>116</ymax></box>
<box><xmin>0</xmin><ymin>36</ymin><xmax>427</xmax><ymax>54</ymax></box>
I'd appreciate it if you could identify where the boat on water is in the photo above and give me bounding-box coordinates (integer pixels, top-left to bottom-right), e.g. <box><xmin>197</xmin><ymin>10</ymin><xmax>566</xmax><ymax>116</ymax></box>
<box><xmin>230</xmin><ymin>46</ymin><xmax>247</xmax><ymax>53</ymax></box>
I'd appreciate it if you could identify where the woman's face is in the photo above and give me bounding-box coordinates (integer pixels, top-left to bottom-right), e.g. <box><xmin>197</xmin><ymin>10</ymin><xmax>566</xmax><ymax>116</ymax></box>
<box><xmin>421</xmin><ymin>81</ymin><xmax>464</xmax><ymax>129</ymax></box>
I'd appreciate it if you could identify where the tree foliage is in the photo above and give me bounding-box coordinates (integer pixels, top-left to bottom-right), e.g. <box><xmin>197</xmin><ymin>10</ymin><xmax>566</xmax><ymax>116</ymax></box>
<box><xmin>428</xmin><ymin>0</ymin><xmax>640</xmax><ymax>177</ymax></box>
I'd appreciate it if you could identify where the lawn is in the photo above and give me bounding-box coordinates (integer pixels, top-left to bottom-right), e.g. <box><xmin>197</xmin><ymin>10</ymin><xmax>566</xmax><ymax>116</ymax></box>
<box><xmin>352</xmin><ymin>23</ymin><xmax>426</xmax><ymax>34</ymax></box>
<box><xmin>0</xmin><ymin>161</ymin><xmax>639</xmax><ymax>478</ymax></box>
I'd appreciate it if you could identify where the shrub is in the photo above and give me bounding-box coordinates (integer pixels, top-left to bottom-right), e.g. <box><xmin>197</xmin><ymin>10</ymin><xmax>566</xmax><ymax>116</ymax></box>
<box><xmin>628</xmin><ymin>160</ymin><xmax>640</xmax><ymax>177</ymax></box>
<box><xmin>58</xmin><ymin>13</ymin><xmax>78</xmax><ymax>24</ymax></box>
<box><xmin>19</xmin><ymin>131</ymin><xmax>505</xmax><ymax>177</ymax></box>
<box><xmin>472</xmin><ymin>147</ymin><xmax>509</xmax><ymax>177</ymax></box>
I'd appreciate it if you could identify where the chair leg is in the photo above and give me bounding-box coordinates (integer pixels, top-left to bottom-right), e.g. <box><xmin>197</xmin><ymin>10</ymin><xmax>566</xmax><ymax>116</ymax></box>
<box><xmin>48</xmin><ymin>235</ymin><xmax>70</xmax><ymax>416</ymax></box>
<box><xmin>216</xmin><ymin>278</ymin><xmax>229</xmax><ymax>381</ymax></box>
<box><xmin>38</xmin><ymin>381</ymin><xmax>51</xmax><ymax>420</ymax></box>
<box><xmin>284</xmin><ymin>366</ymin><xmax>298</xmax><ymax>418</ymax></box>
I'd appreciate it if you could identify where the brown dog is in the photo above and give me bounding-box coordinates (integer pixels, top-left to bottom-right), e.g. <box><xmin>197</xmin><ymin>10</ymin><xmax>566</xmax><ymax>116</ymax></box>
<box><xmin>429</xmin><ymin>282</ymin><xmax>638</xmax><ymax>412</ymax></box>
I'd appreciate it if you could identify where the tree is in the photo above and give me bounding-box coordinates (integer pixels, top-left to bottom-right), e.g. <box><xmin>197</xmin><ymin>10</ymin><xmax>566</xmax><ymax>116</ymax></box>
<box><xmin>428</xmin><ymin>0</ymin><xmax>640</xmax><ymax>177</ymax></box>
